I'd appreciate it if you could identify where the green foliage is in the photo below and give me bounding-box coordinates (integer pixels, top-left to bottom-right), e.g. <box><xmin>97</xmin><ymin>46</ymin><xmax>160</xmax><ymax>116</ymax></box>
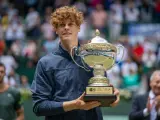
<box><xmin>20</xmin><ymin>88</ymin><xmax>32</xmax><ymax>103</ymax></box>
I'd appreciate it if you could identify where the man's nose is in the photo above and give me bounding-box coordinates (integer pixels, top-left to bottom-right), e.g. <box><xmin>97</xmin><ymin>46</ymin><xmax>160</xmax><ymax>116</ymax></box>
<box><xmin>64</xmin><ymin>24</ymin><xmax>69</xmax><ymax>30</ymax></box>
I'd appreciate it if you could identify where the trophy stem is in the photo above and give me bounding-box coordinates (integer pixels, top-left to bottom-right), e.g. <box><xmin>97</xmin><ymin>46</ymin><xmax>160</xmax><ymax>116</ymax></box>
<box><xmin>84</xmin><ymin>64</ymin><xmax>116</xmax><ymax>107</ymax></box>
<box><xmin>88</xmin><ymin>64</ymin><xmax>109</xmax><ymax>86</ymax></box>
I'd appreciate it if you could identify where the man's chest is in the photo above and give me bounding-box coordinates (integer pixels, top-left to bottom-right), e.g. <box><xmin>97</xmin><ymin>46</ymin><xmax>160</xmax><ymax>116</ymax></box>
<box><xmin>0</xmin><ymin>92</ymin><xmax>15</xmax><ymax>108</ymax></box>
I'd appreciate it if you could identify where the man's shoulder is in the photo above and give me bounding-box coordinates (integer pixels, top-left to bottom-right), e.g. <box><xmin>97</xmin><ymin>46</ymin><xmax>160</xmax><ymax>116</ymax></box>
<box><xmin>133</xmin><ymin>93</ymin><xmax>148</xmax><ymax>101</ymax></box>
<box><xmin>7</xmin><ymin>87</ymin><xmax>21</xmax><ymax>98</ymax></box>
<box><xmin>8</xmin><ymin>87</ymin><xmax>20</xmax><ymax>94</ymax></box>
<box><xmin>38</xmin><ymin>53</ymin><xmax>66</xmax><ymax>70</ymax></box>
<box><xmin>39</xmin><ymin>53</ymin><xmax>63</xmax><ymax>63</ymax></box>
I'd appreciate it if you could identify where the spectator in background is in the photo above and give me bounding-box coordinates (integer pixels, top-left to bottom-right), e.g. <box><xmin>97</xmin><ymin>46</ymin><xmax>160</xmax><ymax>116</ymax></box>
<box><xmin>5</xmin><ymin>22</ymin><xmax>17</xmax><ymax>47</ymax></box>
<box><xmin>107</xmin><ymin>65</ymin><xmax>121</xmax><ymax>88</ymax></box>
<box><xmin>0</xmin><ymin>22</ymin><xmax>4</xmax><ymax>39</ymax></box>
<box><xmin>121</xmin><ymin>57</ymin><xmax>139</xmax><ymax>93</ymax></box>
<box><xmin>0</xmin><ymin>63</ymin><xmax>24</xmax><ymax>120</ymax></box>
<box><xmin>42</xmin><ymin>36</ymin><xmax>59</xmax><ymax>54</ymax></box>
<box><xmin>54</xmin><ymin>0</ymin><xmax>71</xmax><ymax>8</ymax></box>
<box><xmin>129</xmin><ymin>70</ymin><xmax>160</xmax><ymax>120</ymax></box>
<box><xmin>110</xmin><ymin>0</ymin><xmax>123</xmax><ymax>18</ymax></box>
<box><xmin>44</xmin><ymin>6</ymin><xmax>53</xmax><ymax>18</ymax></box>
<box><xmin>108</xmin><ymin>7</ymin><xmax>123</xmax><ymax>42</ymax></box>
<box><xmin>124</xmin><ymin>0</ymin><xmax>139</xmax><ymax>23</ymax></box>
<box><xmin>11</xmin><ymin>40</ymin><xmax>22</xmax><ymax>56</ymax></box>
<box><xmin>5</xmin><ymin>20</ymin><xmax>25</xmax><ymax>47</ymax></box>
<box><xmin>7</xmin><ymin>4</ymin><xmax>18</xmax><ymax>22</ymax></box>
<box><xmin>89</xmin><ymin>0</ymin><xmax>103</xmax><ymax>8</ymax></box>
<box><xmin>0</xmin><ymin>50</ymin><xmax>18</xmax><ymax>75</ymax></box>
<box><xmin>22</xmin><ymin>40</ymin><xmax>37</xmax><ymax>59</ymax></box>
<box><xmin>74</xmin><ymin>1</ymin><xmax>87</xmax><ymax>14</ymax></box>
<box><xmin>153</xmin><ymin>0</ymin><xmax>160</xmax><ymax>22</ymax></box>
<box><xmin>1</xmin><ymin>12</ymin><xmax>9</xmax><ymax>31</ymax></box>
<box><xmin>143</xmin><ymin>38</ymin><xmax>157</xmax><ymax>53</ymax></box>
<box><xmin>41</xmin><ymin>15</ymin><xmax>54</xmax><ymax>40</ymax></box>
<box><xmin>123</xmin><ymin>69</ymin><xmax>140</xmax><ymax>95</ymax></box>
<box><xmin>157</xmin><ymin>44</ymin><xmax>160</xmax><ymax>68</ymax></box>
<box><xmin>4</xmin><ymin>67</ymin><xmax>20</xmax><ymax>87</ymax></box>
<box><xmin>90</xmin><ymin>4</ymin><xmax>108</xmax><ymax>35</ymax></box>
<box><xmin>142</xmin><ymin>49</ymin><xmax>157</xmax><ymax>73</ymax></box>
<box><xmin>121</xmin><ymin>57</ymin><xmax>138</xmax><ymax>78</ymax></box>
<box><xmin>139</xmin><ymin>0</ymin><xmax>153</xmax><ymax>22</ymax></box>
<box><xmin>131</xmin><ymin>42</ymin><xmax>144</xmax><ymax>67</ymax></box>
<box><xmin>25</xmin><ymin>7</ymin><xmax>41</xmax><ymax>38</ymax></box>
<box><xmin>78</xmin><ymin>17</ymin><xmax>92</xmax><ymax>43</ymax></box>
<box><xmin>0</xmin><ymin>40</ymin><xmax>6</xmax><ymax>55</ymax></box>
<box><xmin>20</xmin><ymin>75</ymin><xmax>30</xmax><ymax>89</ymax></box>
<box><xmin>24</xmin><ymin>0</ymin><xmax>38</xmax><ymax>11</ymax></box>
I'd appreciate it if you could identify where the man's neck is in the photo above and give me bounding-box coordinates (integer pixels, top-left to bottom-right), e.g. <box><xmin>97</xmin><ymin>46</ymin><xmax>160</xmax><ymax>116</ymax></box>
<box><xmin>0</xmin><ymin>83</ymin><xmax>8</xmax><ymax>92</ymax></box>
<box><xmin>60</xmin><ymin>39</ymin><xmax>78</xmax><ymax>54</ymax></box>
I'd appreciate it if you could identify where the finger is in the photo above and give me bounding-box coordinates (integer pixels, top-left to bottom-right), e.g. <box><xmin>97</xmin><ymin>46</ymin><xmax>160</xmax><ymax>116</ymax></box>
<box><xmin>114</xmin><ymin>88</ymin><xmax>119</xmax><ymax>96</ymax></box>
<box><xmin>78</xmin><ymin>100</ymin><xmax>99</xmax><ymax>109</ymax></box>
<box><xmin>84</xmin><ymin>102</ymin><xmax>101</xmax><ymax>110</ymax></box>
<box><xmin>83</xmin><ymin>101</ymin><xmax>100</xmax><ymax>108</ymax></box>
<box><xmin>110</xmin><ymin>95</ymin><xmax>120</xmax><ymax>107</ymax></box>
<box><xmin>85</xmin><ymin>101</ymin><xmax>100</xmax><ymax>104</ymax></box>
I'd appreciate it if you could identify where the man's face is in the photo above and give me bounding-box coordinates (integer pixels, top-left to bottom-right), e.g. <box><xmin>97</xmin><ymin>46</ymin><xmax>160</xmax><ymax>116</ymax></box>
<box><xmin>55</xmin><ymin>19</ymin><xmax>80</xmax><ymax>42</ymax></box>
<box><xmin>150</xmin><ymin>72</ymin><xmax>160</xmax><ymax>96</ymax></box>
<box><xmin>0</xmin><ymin>66</ymin><xmax>5</xmax><ymax>83</ymax></box>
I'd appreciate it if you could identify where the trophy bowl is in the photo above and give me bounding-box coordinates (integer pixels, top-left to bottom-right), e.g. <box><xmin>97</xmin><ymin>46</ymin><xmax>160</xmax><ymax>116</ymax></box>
<box><xmin>75</xmin><ymin>29</ymin><xmax>124</xmax><ymax>107</ymax></box>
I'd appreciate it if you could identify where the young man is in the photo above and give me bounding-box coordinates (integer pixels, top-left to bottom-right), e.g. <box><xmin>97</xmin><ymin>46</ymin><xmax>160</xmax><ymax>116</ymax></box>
<box><xmin>31</xmin><ymin>6</ymin><xmax>120</xmax><ymax>120</ymax></box>
<box><xmin>0</xmin><ymin>63</ymin><xmax>24</xmax><ymax>120</ymax></box>
<box><xmin>129</xmin><ymin>70</ymin><xmax>160</xmax><ymax>120</ymax></box>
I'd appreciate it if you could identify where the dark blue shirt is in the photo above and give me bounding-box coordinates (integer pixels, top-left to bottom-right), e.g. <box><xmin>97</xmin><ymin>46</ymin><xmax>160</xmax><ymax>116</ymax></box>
<box><xmin>30</xmin><ymin>44</ymin><xmax>103</xmax><ymax>120</ymax></box>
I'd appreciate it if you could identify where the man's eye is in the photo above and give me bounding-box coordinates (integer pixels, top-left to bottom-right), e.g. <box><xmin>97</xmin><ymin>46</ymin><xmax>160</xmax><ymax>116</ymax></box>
<box><xmin>69</xmin><ymin>23</ymin><xmax>73</xmax><ymax>26</ymax></box>
<box><xmin>60</xmin><ymin>24</ymin><xmax>65</xmax><ymax>27</ymax></box>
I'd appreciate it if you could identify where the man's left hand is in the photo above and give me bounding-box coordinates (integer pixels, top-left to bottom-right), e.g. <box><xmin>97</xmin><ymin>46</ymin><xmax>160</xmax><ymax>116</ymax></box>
<box><xmin>110</xmin><ymin>88</ymin><xmax>120</xmax><ymax>107</ymax></box>
<box><xmin>155</xmin><ymin>95</ymin><xmax>160</xmax><ymax>111</ymax></box>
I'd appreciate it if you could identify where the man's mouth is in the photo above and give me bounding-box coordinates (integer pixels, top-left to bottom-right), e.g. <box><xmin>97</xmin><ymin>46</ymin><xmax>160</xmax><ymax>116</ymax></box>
<box><xmin>62</xmin><ymin>33</ymin><xmax>72</xmax><ymax>35</ymax></box>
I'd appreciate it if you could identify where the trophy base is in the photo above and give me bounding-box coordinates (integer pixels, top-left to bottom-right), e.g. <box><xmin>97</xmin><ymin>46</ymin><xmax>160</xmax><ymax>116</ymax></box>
<box><xmin>84</xmin><ymin>94</ymin><xmax>117</xmax><ymax>107</ymax></box>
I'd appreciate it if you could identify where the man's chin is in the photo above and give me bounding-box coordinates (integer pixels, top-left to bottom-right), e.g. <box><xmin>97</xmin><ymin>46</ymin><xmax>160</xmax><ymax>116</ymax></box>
<box><xmin>154</xmin><ymin>90</ymin><xmax>160</xmax><ymax>96</ymax></box>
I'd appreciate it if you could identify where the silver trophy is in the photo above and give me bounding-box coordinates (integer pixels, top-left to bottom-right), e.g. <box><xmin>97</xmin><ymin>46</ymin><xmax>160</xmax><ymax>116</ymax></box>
<box><xmin>72</xmin><ymin>29</ymin><xmax>124</xmax><ymax>106</ymax></box>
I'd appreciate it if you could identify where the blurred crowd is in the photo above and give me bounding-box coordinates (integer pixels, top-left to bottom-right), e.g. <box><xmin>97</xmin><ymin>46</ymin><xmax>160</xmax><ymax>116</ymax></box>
<box><xmin>0</xmin><ymin>0</ymin><xmax>160</xmax><ymax>97</ymax></box>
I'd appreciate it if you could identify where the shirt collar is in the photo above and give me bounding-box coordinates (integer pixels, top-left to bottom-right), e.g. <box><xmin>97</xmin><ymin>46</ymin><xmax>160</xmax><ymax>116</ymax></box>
<box><xmin>54</xmin><ymin>42</ymin><xmax>80</xmax><ymax>59</ymax></box>
<box><xmin>149</xmin><ymin>90</ymin><xmax>156</xmax><ymax>99</ymax></box>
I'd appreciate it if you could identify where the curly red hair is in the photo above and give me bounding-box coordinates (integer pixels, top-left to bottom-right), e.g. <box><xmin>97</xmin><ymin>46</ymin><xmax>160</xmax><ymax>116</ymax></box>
<box><xmin>50</xmin><ymin>6</ymin><xmax>84</xmax><ymax>29</ymax></box>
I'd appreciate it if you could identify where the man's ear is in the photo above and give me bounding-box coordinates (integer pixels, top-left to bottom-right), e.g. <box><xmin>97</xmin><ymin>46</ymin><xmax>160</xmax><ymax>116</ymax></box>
<box><xmin>53</xmin><ymin>27</ymin><xmax>58</xmax><ymax>34</ymax></box>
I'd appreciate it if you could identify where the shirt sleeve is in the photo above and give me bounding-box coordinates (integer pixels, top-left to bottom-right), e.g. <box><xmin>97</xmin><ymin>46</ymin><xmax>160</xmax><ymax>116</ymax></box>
<box><xmin>143</xmin><ymin>108</ymin><xmax>149</xmax><ymax>116</ymax></box>
<box><xmin>30</xmin><ymin>60</ymin><xmax>65</xmax><ymax>116</ymax></box>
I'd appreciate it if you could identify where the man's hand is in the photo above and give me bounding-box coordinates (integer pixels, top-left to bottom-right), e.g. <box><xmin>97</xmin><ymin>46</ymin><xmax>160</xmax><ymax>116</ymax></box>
<box><xmin>110</xmin><ymin>88</ymin><xmax>120</xmax><ymax>107</ymax></box>
<box><xmin>16</xmin><ymin>107</ymin><xmax>24</xmax><ymax>120</ymax></box>
<box><xmin>74</xmin><ymin>93</ymin><xmax>101</xmax><ymax>110</ymax></box>
<box><xmin>155</xmin><ymin>95</ymin><xmax>160</xmax><ymax>111</ymax></box>
<box><xmin>146</xmin><ymin>97</ymin><xmax>152</xmax><ymax>113</ymax></box>
<box><xmin>63</xmin><ymin>93</ymin><xmax>101</xmax><ymax>112</ymax></box>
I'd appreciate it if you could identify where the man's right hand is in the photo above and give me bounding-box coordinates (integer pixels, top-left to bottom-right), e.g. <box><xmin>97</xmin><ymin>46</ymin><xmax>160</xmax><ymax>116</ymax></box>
<box><xmin>63</xmin><ymin>93</ymin><xmax>101</xmax><ymax>112</ymax></box>
<box><xmin>74</xmin><ymin>92</ymin><xmax>101</xmax><ymax>110</ymax></box>
<box><xmin>146</xmin><ymin>97</ymin><xmax>152</xmax><ymax>112</ymax></box>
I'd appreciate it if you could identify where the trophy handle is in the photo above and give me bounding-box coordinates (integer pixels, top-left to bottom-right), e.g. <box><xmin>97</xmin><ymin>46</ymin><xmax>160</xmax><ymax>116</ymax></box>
<box><xmin>70</xmin><ymin>46</ymin><xmax>91</xmax><ymax>71</ymax></box>
<box><xmin>110</xmin><ymin>44</ymin><xmax>124</xmax><ymax>68</ymax></box>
